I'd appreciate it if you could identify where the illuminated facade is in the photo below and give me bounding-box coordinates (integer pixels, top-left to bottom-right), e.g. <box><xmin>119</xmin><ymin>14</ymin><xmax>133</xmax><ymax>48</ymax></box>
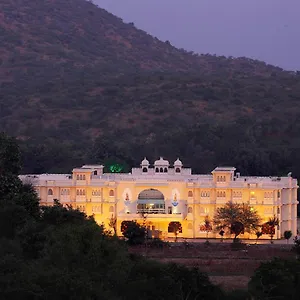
<box><xmin>20</xmin><ymin>157</ymin><xmax>298</xmax><ymax>240</ymax></box>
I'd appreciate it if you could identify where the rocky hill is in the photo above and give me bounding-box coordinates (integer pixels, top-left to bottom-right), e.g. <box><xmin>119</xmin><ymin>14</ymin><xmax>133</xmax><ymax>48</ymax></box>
<box><xmin>1</xmin><ymin>0</ymin><xmax>300</xmax><ymax>179</ymax></box>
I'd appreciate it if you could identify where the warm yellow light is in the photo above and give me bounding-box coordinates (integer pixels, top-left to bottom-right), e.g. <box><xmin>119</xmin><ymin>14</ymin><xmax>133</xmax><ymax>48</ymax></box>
<box><xmin>251</xmin><ymin>191</ymin><xmax>255</xmax><ymax>195</ymax></box>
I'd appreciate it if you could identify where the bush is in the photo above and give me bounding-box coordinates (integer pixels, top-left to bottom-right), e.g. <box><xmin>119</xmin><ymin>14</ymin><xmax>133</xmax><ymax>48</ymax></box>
<box><xmin>248</xmin><ymin>258</ymin><xmax>300</xmax><ymax>299</ymax></box>
<box><xmin>122</xmin><ymin>221</ymin><xmax>146</xmax><ymax>245</ymax></box>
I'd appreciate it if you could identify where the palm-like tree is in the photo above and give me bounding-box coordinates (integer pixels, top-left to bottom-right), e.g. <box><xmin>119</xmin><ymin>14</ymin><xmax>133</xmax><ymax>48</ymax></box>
<box><xmin>266</xmin><ymin>216</ymin><xmax>279</xmax><ymax>243</ymax></box>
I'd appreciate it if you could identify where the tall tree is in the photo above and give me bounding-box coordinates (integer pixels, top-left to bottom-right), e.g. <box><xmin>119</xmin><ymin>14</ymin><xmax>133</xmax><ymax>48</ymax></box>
<box><xmin>265</xmin><ymin>216</ymin><xmax>279</xmax><ymax>243</ymax></box>
<box><xmin>213</xmin><ymin>202</ymin><xmax>261</xmax><ymax>240</ymax></box>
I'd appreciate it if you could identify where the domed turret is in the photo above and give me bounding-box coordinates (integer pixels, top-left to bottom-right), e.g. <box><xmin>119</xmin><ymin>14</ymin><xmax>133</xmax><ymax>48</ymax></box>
<box><xmin>174</xmin><ymin>158</ymin><xmax>182</xmax><ymax>173</ymax></box>
<box><xmin>141</xmin><ymin>157</ymin><xmax>149</xmax><ymax>166</ymax></box>
<box><xmin>174</xmin><ymin>158</ymin><xmax>182</xmax><ymax>167</ymax></box>
<box><xmin>154</xmin><ymin>157</ymin><xmax>169</xmax><ymax>173</ymax></box>
<box><xmin>141</xmin><ymin>157</ymin><xmax>149</xmax><ymax>173</ymax></box>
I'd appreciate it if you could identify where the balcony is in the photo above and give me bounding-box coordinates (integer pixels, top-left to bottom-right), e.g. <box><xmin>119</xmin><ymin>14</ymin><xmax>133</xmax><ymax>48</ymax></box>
<box><xmin>137</xmin><ymin>208</ymin><xmax>165</xmax><ymax>214</ymax></box>
<box><xmin>118</xmin><ymin>212</ymin><xmax>184</xmax><ymax>221</ymax></box>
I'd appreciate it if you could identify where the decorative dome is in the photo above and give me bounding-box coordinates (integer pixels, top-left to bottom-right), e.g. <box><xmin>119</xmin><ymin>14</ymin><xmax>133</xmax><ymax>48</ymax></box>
<box><xmin>154</xmin><ymin>157</ymin><xmax>170</xmax><ymax>166</ymax></box>
<box><xmin>141</xmin><ymin>157</ymin><xmax>149</xmax><ymax>166</ymax></box>
<box><xmin>174</xmin><ymin>158</ymin><xmax>183</xmax><ymax>167</ymax></box>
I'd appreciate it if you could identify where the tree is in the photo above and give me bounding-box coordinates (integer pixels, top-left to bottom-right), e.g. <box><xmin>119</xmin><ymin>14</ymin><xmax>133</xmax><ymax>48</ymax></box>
<box><xmin>203</xmin><ymin>215</ymin><xmax>212</xmax><ymax>241</ymax></box>
<box><xmin>230</xmin><ymin>221</ymin><xmax>244</xmax><ymax>241</ymax></box>
<box><xmin>248</xmin><ymin>258</ymin><xmax>300</xmax><ymax>299</ymax></box>
<box><xmin>284</xmin><ymin>230</ymin><xmax>292</xmax><ymax>244</ymax></box>
<box><xmin>265</xmin><ymin>216</ymin><xmax>279</xmax><ymax>243</ymax></box>
<box><xmin>121</xmin><ymin>220</ymin><xmax>146</xmax><ymax>245</ymax></box>
<box><xmin>213</xmin><ymin>202</ymin><xmax>261</xmax><ymax>241</ymax></box>
<box><xmin>168</xmin><ymin>222</ymin><xmax>182</xmax><ymax>242</ymax></box>
<box><xmin>108</xmin><ymin>214</ymin><xmax>117</xmax><ymax>235</ymax></box>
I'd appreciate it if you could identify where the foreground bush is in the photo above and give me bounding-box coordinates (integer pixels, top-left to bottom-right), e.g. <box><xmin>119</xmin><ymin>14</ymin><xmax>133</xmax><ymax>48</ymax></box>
<box><xmin>248</xmin><ymin>258</ymin><xmax>300</xmax><ymax>299</ymax></box>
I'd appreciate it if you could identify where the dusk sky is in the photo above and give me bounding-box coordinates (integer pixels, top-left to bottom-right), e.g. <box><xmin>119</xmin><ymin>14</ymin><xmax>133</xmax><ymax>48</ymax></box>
<box><xmin>95</xmin><ymin>0</ymin><xmax>300</xmax><ymax>71</ymax></box>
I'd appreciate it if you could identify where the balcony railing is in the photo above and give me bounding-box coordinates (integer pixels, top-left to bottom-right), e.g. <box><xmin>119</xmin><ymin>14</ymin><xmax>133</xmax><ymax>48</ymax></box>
<box><xmin>137</xmin><ymin>208</ymin><xmax>166</xmax><ymax>214</ymax></box>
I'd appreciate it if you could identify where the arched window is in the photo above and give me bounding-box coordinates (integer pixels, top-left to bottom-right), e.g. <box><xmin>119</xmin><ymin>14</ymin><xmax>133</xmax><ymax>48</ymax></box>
<box><xmin>76</xmin><ymin>175</ymin><xmax>79</xmax><ymax>180</ymax></box>
<box><xmin>217</xmin><ymin>176</ymin><xmax>219</xmax><ymax>182</ymax></box>
<box><xmin>223</xmin><ymin>191</ymin><xmax>226</xmax><ymax>197</ymax></box>
<box><xmin>79</xmin><ymin>175</ymin><xmax>82</xmax><ymax>180</ymax></box>
<box><xmin>188</xmin><ymin>207</ymin><xmax>193</xmax><ymax>214</ymax></box>
<box><xmin>188</xmin><ymin>191</ymin><xmax>193</xmax><ymax>197</ymax></box>
<box><xmin>164</xmin><ymin>167</ymin><xmax>168</xmax><ymax>173</ymax></box>
<box><xmin>82</xmin><ymin>189</ymin><xmax>85</xmax><ymax>196</ymax></box>
<box><xmin>61</xmin><ymin>189</ymin><xmax>64</xmax><ymax>195</ymax></box>
<box><xmin>109</xmin><ymin>190</ymin><xmax>114</xmax><ymax>197</ymax></box>
<box><xmin>94</xmin><ymin>170</ymin><xmax>97</xmax><ymax>175</ymax></box>
<box><xmin>109</xmin><ymin>206</ymin><xmax>114</xmax><ymax>213</ymax></box>
<box><xmin>79</xmin><ymin>190</ymin><xmax>83</xmax><ymax>196</ymax></box>
<box><xmin>83</xmin><ymin>175</ymin><xmax>86</xmax><ymax>180</ymax></box>
<box><xmin>76</xmin><ymin>190</ymin><xmax>79</xmax><ymax>196</ymax></box>
<box><xmin>142</xmin><ymin>167</ymin><xmax>148</xmax><ymax>173</ymax></box>
<box><xmin>155</xmin><ymin>167</ymin><xmax>159</xmax><ymax>172</ymax></box>
<box><xmin>160</xmin><ymin>167</ymin><xmax>163</xmax><ymax>173</ymax></box>
<box><xmin>175</xmin><ymin>167</ymin><xmax>181</xmax><ymax>173</ymax></box>
<box><xmin>217</xmin><ymin>191</ymin><xmax>220</xmax><ymax>197</ymax></box>
<box><xmin>168</xmin><ymin>222</ymin><xmax>182</xmax><ymax>233</ymax></box>
<box><xmin>48</xmin><ymin>189</ymin><xmax>53</xmax><ymax>196</ymax></box>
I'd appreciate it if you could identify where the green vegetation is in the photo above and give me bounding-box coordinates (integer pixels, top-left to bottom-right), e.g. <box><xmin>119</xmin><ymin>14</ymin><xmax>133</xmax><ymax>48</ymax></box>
<box><xmin>1</xmin><ymin>133</ymin><xmax>226</xmax><ymax>299</ymax></box>
<box><xmin>1</xmin><ymin>133</ymin><xmax>300</xmax><ymax>299</ymax></box>
<box><xmin>284</xmin><ymin>230</ymin><xmax>293</xmax><ymax>244</ymax></box>
<box><xmin>213</xmin><ymin>202</ymin><xmax>261</xmax><ymax>240</ymax></box>
<box><xmin>1</xmin><ymin>1</ymin><xmax>300</xmax><ymax>218</ymax></box>
<box><xmin>248</xmin><ymin>258</ymin><xmax>300</xmax><ymax>299</ymax></box>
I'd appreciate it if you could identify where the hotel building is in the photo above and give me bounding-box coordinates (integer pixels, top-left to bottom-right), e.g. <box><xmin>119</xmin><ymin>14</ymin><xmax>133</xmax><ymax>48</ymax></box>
<box><xmin>20</xmin><ymin>157</ymin><xmax>298</xmax><ymax>240</ymax></box>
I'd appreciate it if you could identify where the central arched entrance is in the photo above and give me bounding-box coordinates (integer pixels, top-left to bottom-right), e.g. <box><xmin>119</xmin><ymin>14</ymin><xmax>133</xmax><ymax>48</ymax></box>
<box><xmin>137</xmin><ymin>189</ymin><xmax>165</xmax><ymax>214</ymax></box>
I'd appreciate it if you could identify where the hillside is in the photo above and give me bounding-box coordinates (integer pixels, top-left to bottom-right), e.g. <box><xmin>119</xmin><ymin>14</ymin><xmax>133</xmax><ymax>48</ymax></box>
<box><xmin>1</xmin><ymin>0</ymin><xmax>300</xmax><ymax>179</ymax></box>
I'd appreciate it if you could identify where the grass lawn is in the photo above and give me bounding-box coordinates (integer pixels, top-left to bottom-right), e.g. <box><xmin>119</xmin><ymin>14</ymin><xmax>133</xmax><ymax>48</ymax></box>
<box><xmin>129</xmin><ymin>242</ymin><xmax>295</xmax><ymax>291</ymax></box>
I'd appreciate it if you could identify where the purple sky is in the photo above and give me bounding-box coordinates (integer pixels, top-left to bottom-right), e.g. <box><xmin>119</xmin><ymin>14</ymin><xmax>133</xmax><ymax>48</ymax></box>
<box><xmin>95</xmin><ymin>0</ymin><xmax>300</xmax><ymax>71</ymax></box>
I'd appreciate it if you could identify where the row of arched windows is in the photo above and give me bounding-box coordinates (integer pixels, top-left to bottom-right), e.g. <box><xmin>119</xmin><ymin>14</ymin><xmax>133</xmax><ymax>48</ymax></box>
<box><xmin>92</xmin><ymin>190</ymin><xmax>101</xmax><ymax>196</ymax></box>
<box><xmin>264</xmin><ymin>192</ymin><xmax>273</xmax><ymax>198</ymax></box>
<box><xmin>155</xmin><ymin>167</ymin><xmax>168</xmax><ymax>173</ymax></box>
<box><xmin>76</xmin><ymin>205</ymin><xmax>85</xmax><ymax>212</ymax></box>
<box><xmin>201</xmin><ymin>191</ymin><xmax>210</xmax><ymax>197</ymax></box>
<box><xmin>217</xmin><ymin>176</ymin><xmax>226</xmax><ymax>182</ymax></box>
<box><xmin>232</xmin><ymin>191</ymin><xmax>242</xmax><ymax>198</ymax></box>
<box><xmin>76</xmin><ymin>174</ymin><xmax>86</xmax><ymax>180</ymax></box>
<box><xmin>216</xmin><ymin>191</ymin><xmax>226</xmax><ymax>198</ymax></box>
<box><xmin>92</xmin><ymin>206</ymin><xmax>101</xmax><ymax>212</ymax></box>
<box><xmin>61</xmin><ymin>188</ymin><xmax>70</xmax><ymax>195</ymax></box>
<box><xmin>76</xmin><ymin>189</ymin><xmax>86</xmax><ymax>196</ymax></box>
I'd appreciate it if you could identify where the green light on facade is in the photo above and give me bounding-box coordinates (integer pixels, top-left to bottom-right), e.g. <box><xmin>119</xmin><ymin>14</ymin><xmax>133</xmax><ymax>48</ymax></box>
<box><xmin>109</xmin><ymin>164</ymin><xmax>123</xmax><ymax>173</ymax></box>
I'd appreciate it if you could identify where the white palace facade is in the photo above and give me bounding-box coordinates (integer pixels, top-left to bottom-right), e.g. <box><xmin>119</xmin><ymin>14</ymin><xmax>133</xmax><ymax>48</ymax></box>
<box><xmin>20</xmin><ymin>157</ymin><xmax>299</xmax><ymax>240</ymax></box>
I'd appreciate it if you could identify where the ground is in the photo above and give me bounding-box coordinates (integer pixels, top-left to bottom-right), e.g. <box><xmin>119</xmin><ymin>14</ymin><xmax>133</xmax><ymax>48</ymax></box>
<box><xmin>129</xmin><ymin>241</ymin><xmax>295</xmax><ymax>291</ymax></box>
